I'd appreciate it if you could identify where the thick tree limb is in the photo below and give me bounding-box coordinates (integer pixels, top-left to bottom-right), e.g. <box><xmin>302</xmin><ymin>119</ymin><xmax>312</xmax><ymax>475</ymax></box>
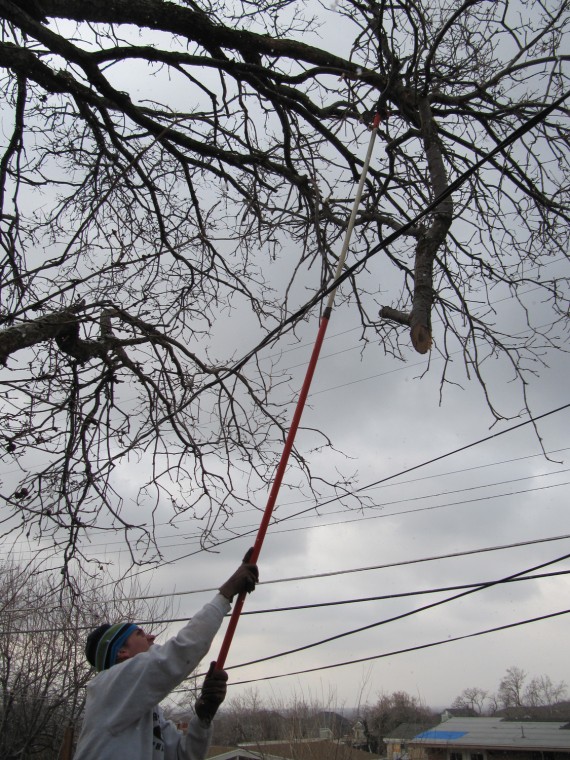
<box><xmin>0</xmin><ymin>307</ymin><xmax>106</xmax><ymax>364</ymax></box>
<box><xmin>380</xmin><ymin>97</ymin><xmax>454</xmax><ymax>354</ymax></box>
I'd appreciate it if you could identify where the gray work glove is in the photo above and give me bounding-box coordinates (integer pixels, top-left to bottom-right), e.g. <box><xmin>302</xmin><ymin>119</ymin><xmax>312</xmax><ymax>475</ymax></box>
<box><xmin>218</xmin><ymin>548</ymin><xmax>259</xmax><ymax>602</ymax></box>
<box><xmin>195</xmin><ymin>662</ymin><xmax>228</xmax><ymax>724</ymax></box>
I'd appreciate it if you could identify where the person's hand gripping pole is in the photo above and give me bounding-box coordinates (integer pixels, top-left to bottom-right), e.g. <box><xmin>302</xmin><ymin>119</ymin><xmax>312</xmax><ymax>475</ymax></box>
<box><xmin>216</xmin><ymin>548</ymin><xmax>259</xmax><ymax>670</ymax></box>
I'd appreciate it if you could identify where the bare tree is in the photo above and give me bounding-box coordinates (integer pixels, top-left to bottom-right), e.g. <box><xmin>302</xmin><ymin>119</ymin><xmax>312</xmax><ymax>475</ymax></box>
<box><xmin>363</xmin><ymin>690</ymin><xmax>436</xmax><ymax>754</ymax></box>
<box><xmin>0</xmin><ymin>0</ymin><xmax>568</xmax><ymax>573</ymax></box>
<box><xmin>451</xmin><ymin>686</ymin><xmax>489</xmax><ymax>715</ymax></box>
<box><xmin>455</xmin><ymin>667</ymin><xmax>570</xmax><ymax>720</ymax></box>
<box><xmin>210</xmin><ymin>689</ymin><xmax>288</xmax><ymax>746</ymax></box>
<box><xmin>0</xmin><ymin>559</ymin><xmax>170</xmax><ymax>758</ymax></box>
<box><xmin>497</xmin><ymin>665</ymin><xmax>527</xmax><ymax>709</ymax></box>
<box><xmin>524</xmin><ymin>674</ymin><xmax>568</xmax><ymax>709</ymax></box>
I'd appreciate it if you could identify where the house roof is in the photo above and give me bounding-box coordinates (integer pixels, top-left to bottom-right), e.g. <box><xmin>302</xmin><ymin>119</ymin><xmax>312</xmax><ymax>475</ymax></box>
<box><xmin>209</xmin><ymin>739</ymin><xmax>382</xmax><ymax>759</ymax></box>
<box><xmin>384</xmin><ymin>723</ymin><xmax>436</xmax><ymax>742</ymax></box>
<box><xmin>410</xmin><ymin>717</ymin><xmax>570</xmax><ymax>751</ymax></box>
<box><xmin>208</xmin><ymin>750</ymin><xmax>285</xmax><ymax>760</ymax></box>
<box><xmin>207</xmin><ymin>747</ymin><xmax>242</xmax><ymax>758</ymax></box>
<box><xmin>441</xmin><ymin>708</ymin><xmax>478</xmax><ymax>718</ymax></box>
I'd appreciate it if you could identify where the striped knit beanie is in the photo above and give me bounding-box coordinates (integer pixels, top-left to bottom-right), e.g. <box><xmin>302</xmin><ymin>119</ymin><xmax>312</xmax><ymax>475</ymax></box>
<box><xmin>85</xmin><ymin>622</ymin><xmax>138</xmax><ymax>672</ymax></box>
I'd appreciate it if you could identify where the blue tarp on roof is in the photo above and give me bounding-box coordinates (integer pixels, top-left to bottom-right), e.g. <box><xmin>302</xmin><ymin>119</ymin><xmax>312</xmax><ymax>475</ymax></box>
<box><xmin>415</xmin><ymin>731</ymin><xmax>468</xmax><ymax>741</ymax></box>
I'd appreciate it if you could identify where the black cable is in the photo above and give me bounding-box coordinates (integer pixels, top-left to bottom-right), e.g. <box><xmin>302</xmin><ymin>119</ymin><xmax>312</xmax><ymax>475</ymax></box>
<box><xmin>220</xmin><ymin>551</ymin><xmax>570</xmax><ymax>672</ymax></box>
<box><xmin>269</xmin><ymin>405</ymin><xmax>570</xmax><ymax>525</ymax></box>
<box><xmin>88</xmin><ymin>402</ymin><xmax>570</xmax><ymax>593</ymax></box>
<box><xmin>8</xmin><ymin>442</ymin><xmax>566</xmax><ymax>558</ymax></box>
<box><xmin>166</xmin><ymin>470</ymin><xmax>570</xmax><ymax>548</ymax></box>
<box><xmin>262</xmin><ymin>480</ymin><xmax>570</xmax><ymax>540</ymax></box>
<box><xmin>219</xmin><ymin>608</ymin><xmax>570</xmax><ymax>688</ymax></box>
<box><xmin>42</xmin><ymin>465</ymin><xmax>566</xmax><ymax>559</ymax></box>
<box><xmin>117</xmin><ymin>91</ymin><xmax>570</xmax><ymax>463</ymax></box>
<box><xmin>6</xmin><ymin>566</ymin><xmax>570</xmax><ymax>636</ymax></box>
<box><xmin>9</xmin><ymin>532</ymin><xmax>570</xmax><ymax>620</ymax></box>
<box><xmin>152</xmin><ymin>404</ymin><xmax>570</xmax><ymax>564</ymax></box>
<box><xmin>241</xmin><ymin>569</ymin><xmax>570</xmax><ymax>615</ymax></box>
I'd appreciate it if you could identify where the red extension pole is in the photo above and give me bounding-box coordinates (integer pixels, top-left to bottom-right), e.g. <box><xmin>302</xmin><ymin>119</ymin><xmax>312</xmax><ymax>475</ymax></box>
<box><xmin>215</xmin><ymin>114</ymin><xmax>382</xmax><ymax>670</ymax></box>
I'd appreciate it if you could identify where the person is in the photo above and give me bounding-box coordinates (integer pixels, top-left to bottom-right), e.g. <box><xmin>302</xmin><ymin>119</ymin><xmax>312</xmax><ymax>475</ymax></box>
<box><xmin>74</xmin><ymin>552</ymin><xmax>258</xmax><ymax>760</ymax></box>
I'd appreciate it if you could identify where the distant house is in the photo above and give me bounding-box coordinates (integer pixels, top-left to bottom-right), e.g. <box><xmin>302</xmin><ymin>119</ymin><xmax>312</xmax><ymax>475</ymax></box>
<box><xmin>383</xmin><ymin>722</ymin><xmax>436</xmax><ymax>760</ymax></box>
<box><xmin>303</xmin><ymin>710</ymin><xmax>353</xmax><ymax>740</ymax></box>
<box><xmin>409</xmin><ymin>716</ymin><xmax>570</xmax><ymax>760</ymax></box>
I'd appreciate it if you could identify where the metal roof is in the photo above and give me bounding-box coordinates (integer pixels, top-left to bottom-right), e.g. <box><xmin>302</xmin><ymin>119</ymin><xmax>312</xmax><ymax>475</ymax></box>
<box><xmin>410</xmin><ymin>717</ymin><xmax>570</xmax><ymax>751</ymax></box>
<box><xmin>384</xmin><ymin>723</ymin><xmax>437</xmax><ymax>742</ymax></box>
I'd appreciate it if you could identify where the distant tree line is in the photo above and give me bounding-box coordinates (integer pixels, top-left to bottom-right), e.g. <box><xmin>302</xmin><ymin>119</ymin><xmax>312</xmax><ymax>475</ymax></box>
<box><xmin>451</xmin><ymin>665</ymin><xmax>569</xmax><ymax>720</ymax></box>
<box><xmin>204</xmin><ymin>687</ymin><xmax>438</xmax><ymax>753</ymax></box>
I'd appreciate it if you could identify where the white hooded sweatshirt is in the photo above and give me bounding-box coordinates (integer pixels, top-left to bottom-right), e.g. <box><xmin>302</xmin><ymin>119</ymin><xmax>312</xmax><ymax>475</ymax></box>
<box><xmin>74</xmin><ymin>593</ymin><xmax>231</xmax><ymax>760</ymax></box>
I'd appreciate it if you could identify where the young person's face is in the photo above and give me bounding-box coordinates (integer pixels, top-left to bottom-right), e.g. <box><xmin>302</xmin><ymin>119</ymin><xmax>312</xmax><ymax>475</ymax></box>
<box><xmin>118</xmin><ymin>627</ymin><xmax>156</xmax><ymax>660</ymax></box>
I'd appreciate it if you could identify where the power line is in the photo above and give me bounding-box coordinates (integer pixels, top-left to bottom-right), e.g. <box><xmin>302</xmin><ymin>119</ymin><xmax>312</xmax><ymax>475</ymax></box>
<box><xmin>217</xmin><ymin>608</ymin><xmax>570</xmax><ymax>688</ymax></box>
<box><xmin>7</xmin><ymin>532</ymin><xmax>570</xmax><ymax>620</ymax></box>
<box><xmin>5</xmin><ymin>474</ymin><xmax>570</xmax><ymax>570</ymax></box>
<box><xmin>163</xmin><ymin>406</ymin><xmax>570</xmax><ymax>561</ymax></box>
<box><xmin>222</xmin><ymin>91</ymin><xmax>570</xmax><ymax>378</ymax></box>
<box><xmin>219</xmin><ymin>551</ymin><xmax>570</xmax><ymax>673</ymax></box>
<box><xmin>88</xmin><ymin>91</ymin><xmax>568</xmax><ymax>496</ymax></box>
<box><xmin>92</xmin><ymin>531</ymin><xmax>570</xmax><ymax>603</ymax></box>
<box><xmin>4</xmin><ymin>95</ymin><xmax>567</xmax><ymax>575</ymax></box>
<box><xmin>8</xmin><ymin>443</ymin><xmax>566</xmax><ymax>557</ymax></box>
<box><xmin>6</xmin><ymin>566</ymin><xmax>570</xmax><ymax>636</ymax></box>
<box><xmin>155</xmin><ymin>469</ymin><xmax>570</xmax><ymax>548</ymax></box>
<box><xmin>244</xmin><ymin>568</ymin><xmax>570</xmax><ymax>614</ymax></box>
<box><xmin>69</xmin><ymin>401</ymin><xmax>570</xmax><ymax>592</ymax></box>
<box><xmin>262</xmin><ymin>257</ymin><xmax>567</xmax><ymax>367</ymax></box>
<box><xmin>279</xmin><ymin>253</ymin><xmax>569</xmax><ymax>364</ymax></box>
<box><xmin>260</xmin><ymin>480</ymin><xmax>570</xmax><ymax>539</ymax></box>
<box><xmin>269</xmin><ymin>404</ymin><xmax>570</xmax><ymax>525</ymax></box>
<box><xmin>131</xmin><ymin>474</ymin><xmax>570</xmax><ymax>562</ymax></box>
<box><xmin>34</xmin><ymin>462</ymin><xmax>566</xmax><ymax>559</ymax></box>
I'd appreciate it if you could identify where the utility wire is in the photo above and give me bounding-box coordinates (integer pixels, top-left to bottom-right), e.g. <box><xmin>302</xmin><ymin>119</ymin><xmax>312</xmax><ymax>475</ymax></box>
<box><xmin>267</xmin><ymin>404</ymin><xmax>570</xmax><ymax>526</ymax></box>
<box><xmin>90</xmin><ymin>404</ymin><xmax>568</xmax><ymax>578</ymax></box>
<box><xmin>7</xmin><ymin>533</ymin><xmax>570</xmax><ymax>620</ymax></box>
<box><xmin>260</xmin><ymin>256</ymin><xmax>568</xmax><ymax>368</ymax></box>
<box><xmin>87</xmin><ymin>531</ymin><xmax>570</xmax><ymax>603</ymax></box>
<box><xmin>240</xmin><ymin>569</ymin><xmax>570</xmax><ymax>615</ymax></box>
<box><xmin>221</xmin><ymin>91</ymin><xmax>570</xmax><ymax>378</ymax></box>
<box><xmin>38</xmin><ymin>402</ymin><xmax>570</xmax><ymax>595</ymax></box>
<box><xmin>135</xmin><ymin>469</ymin><xmax>570</xmax><ymax>551</ymax></box>
<box><xmin>218</xmin><ymin>551</ymin><xmax>570</xmax><ymax>672</ymax></box>
<box><xmin>150</xmin><ymin>456</ymin><xmax>570</xmax><ymax>564</ymax></box>
<box><xmin>165</xmin><ymin>406</ymin><xmax>570</xmax><ymax>563</ymax></box>
<box><xmin>6</xmin><ymin>566</ymin><xmax>570</xmax><ymax>637</ymax></box>
<box><xmin>260</xmin><ymin>480</ymin><xmax>570</xmax><ymax>539</ymax></box>
<box><xmin>25</xmin><ymin>461</ymin><xmax>565</xmax><ymax>558</ymax></box>
<box><xmin>7</xmin><ymin>443</ymin><xmax>566</xmax><ymax>558</ymax></box>
<box><xmin>65</xmin><ymin>476</ymin><xmax>570</xmax><ymax>562</ymax></box>
<box><xmin>5</xmin><ymin>476</ymin><xmax>570</xmax><ymax>566</ymax></box>
<box><xmin>215</xmin><ymin>608</ymin><xmax>570</xmax><ymax>688</ymax></box>
<box><xmin>100</xmin><ymin>91</ymin><xmax>569</xmax><ymax>470</ymax></box>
